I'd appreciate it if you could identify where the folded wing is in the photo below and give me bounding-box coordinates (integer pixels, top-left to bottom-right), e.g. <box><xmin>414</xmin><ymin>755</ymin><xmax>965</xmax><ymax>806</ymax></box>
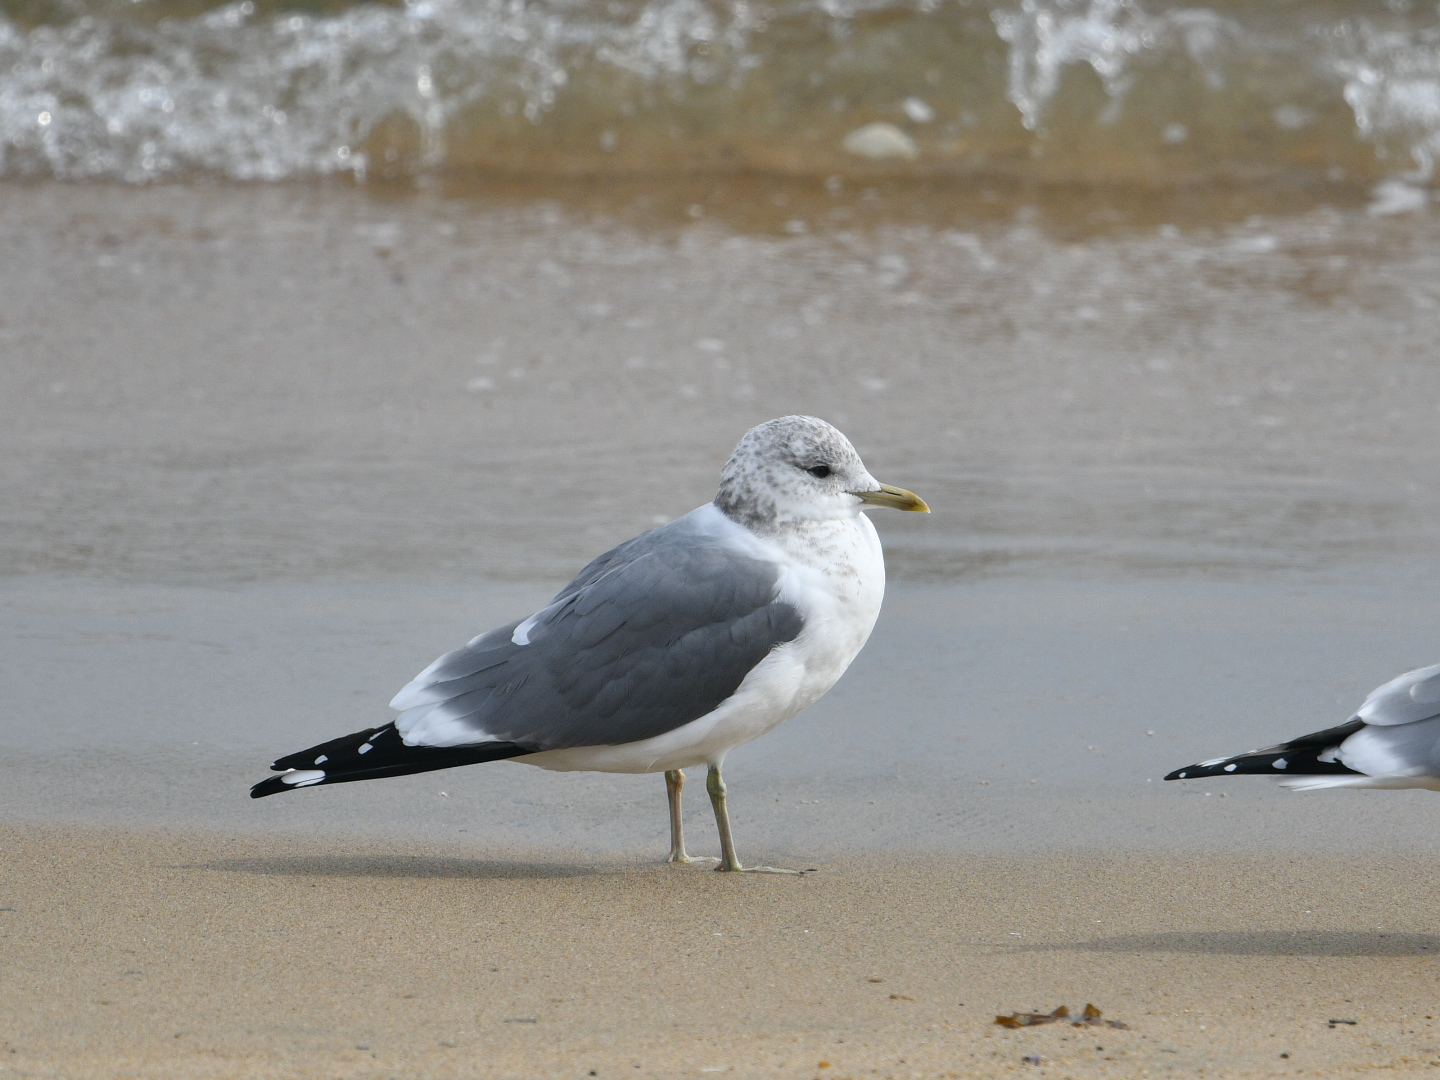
<box><xmin>390</xmin><ymin>520</ymin><xmax>804</xmax><ymax>752</ymax></box>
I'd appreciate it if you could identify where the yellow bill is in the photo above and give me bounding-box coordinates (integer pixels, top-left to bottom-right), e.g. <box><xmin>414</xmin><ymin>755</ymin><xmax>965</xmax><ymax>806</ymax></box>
<box><xmin>854</xmin><ymin>483</ymin><xmax>930</xmax><ymax>513</ymax></box>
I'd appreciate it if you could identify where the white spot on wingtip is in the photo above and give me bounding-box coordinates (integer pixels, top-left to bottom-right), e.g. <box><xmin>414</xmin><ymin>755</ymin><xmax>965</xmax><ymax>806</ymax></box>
<box><xmin>314</xmin><ymin>754</ymin><xmax>328</xmax><ymax>764</ymax></box>
<box><xmin>281</xmin><ymin>769</ymin><xmax>326</xmax><ymax>787</ymax></box>
<box><xmin>1273</xmin><ymin>757</ymin><xmax>1288</xmax><ymax>770</ymax></box>
<box><xmin>358</xmin><ymin>743</ymin><xmax>373</xmax><ymax>754</ymax></box>
<box><xmin>1224</xmin><ymin>763</ymin><xmax>1237</xmax><ymax>772</ymax></box>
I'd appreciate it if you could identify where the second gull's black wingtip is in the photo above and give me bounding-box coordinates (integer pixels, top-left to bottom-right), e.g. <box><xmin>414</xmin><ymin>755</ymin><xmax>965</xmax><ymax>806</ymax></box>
<box><xmin>1163</xmin><ymin>723</ymin><xmax>1368</xmax><ymax>782</ymax></box>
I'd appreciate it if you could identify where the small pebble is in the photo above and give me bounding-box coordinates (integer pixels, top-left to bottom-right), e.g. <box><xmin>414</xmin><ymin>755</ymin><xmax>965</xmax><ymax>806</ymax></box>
<box><xmin>841</xmin><ymin>123</ymin><xmax>918</xmax><ymax>161</ymax></box>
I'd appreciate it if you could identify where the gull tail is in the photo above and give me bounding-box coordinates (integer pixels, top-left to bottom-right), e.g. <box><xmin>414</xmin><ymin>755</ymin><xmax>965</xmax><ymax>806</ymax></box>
<box><xmin>250</xmin><ymin>723</ymin><xmax>534</xmax><ymax>798</ymax></box>
<box><xmin>1163</xmin><ymin>719</ymin><xmax>1365</xmax><ymax>782</ymax></box>
<box><xmin>1276</xmin><ymin>774</ymin><xmax>1392</xmax><ymax>792</ymax></box>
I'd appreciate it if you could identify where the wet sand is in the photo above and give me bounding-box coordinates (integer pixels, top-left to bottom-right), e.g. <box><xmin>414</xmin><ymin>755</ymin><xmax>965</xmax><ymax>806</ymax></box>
<box><xmin>4</xmin><ymin>178</ymin><xmax>1440</xmax><ymax>1078</ymax></box>
<box><xmin>5</xmin><ymin>823</ymin><xmax>1440</xmax><ymax>1079</ymax></box>
<box><xmin>7</xmin><ymin>573</ymin><xmax>1440</xmax><ymax>856</ymax></box>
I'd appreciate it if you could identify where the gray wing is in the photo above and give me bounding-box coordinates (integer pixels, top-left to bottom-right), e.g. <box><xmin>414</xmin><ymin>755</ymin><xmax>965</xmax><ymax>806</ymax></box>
<box><xmin>1354</xmin><ymin>662</ymin><xmax>1440</xmax><ymax>726</ymax></box>
<box><xmin>389</xmin><ymin>524</ymin><xmax>803</xmax><ymax>750</ymax></box>
<box><xmin>1337</xmin><ymin>714</ymin><xmax>1440</xmax><ymax>778</ymax></box>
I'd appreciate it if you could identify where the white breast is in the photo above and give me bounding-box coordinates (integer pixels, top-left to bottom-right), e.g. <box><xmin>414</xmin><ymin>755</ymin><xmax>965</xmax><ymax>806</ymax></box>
<box><xmin>769</xmin><ymin>510</ymin><xmax>886</xmax><ymax>715</ymax></box>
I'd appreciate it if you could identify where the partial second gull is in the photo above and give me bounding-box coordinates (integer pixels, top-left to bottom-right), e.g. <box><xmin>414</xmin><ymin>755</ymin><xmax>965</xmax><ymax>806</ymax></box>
<box><xmin>251</xmin><ymin>415</ymin><xmax>929</xmax><ymax>872</ymax></box>
<box><xmin>1166</xmin><ymin>662</ymin><xmax>1440</xmax><ymax>791</ymax></box>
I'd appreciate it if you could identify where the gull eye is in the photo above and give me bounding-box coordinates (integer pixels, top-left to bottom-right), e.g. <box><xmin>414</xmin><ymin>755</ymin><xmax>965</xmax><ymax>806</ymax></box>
<box><xmin>807</xmin><ymin>464</ymin><xmax>832</xmax><ymax>479</ymax></box>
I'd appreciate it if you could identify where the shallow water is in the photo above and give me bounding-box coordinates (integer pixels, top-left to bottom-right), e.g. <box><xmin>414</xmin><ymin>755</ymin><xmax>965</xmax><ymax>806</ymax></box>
<box><xmin>2</xmin><ymin>180</ymin><xmax>1439</xmax><ymax>583</ymax></box>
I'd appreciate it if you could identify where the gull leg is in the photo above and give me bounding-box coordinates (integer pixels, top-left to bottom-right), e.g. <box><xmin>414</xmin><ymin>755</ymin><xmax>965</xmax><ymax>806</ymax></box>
<box><xmin>706</xmin><ymin>764</ymin><xmax>806</xmax><ymax>875</ymax></box>
<box><xmin>665</xmin><ymin>769</ymin><xmax>717</xmax><ymax>864</ymax></box>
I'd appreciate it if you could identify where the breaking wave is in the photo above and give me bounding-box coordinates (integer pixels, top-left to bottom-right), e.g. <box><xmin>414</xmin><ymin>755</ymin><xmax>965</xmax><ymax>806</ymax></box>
<box><xmin>1</xmin><ymin>0</ymin><xmax>1439</xmax><ymax>185</ymax></box>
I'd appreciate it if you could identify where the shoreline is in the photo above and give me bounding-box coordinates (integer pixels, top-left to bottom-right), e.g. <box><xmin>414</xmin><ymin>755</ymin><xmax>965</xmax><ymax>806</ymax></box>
<box><xmin>7</xmin><ymin>573</ymin><xmax>1440</xmax><ymax>857</ymax></box>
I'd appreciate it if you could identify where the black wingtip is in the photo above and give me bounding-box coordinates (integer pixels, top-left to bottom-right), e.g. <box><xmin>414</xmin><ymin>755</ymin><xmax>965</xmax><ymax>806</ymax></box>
<box><xmin>271</xmin><ymin>725</ymin><xmax>389</xmax><ymax>772</ymax></box>
<box><xmin>1165</xmin><ymin>732</ymin><xmax>1368</xmax><ymax>783</ymax></box>
<box><xmin>250</xmin><ymin>773</ymin><xmax>300</xmax><ymax>799</ymax></box>
<box><xmin>1164</xmin><ymin>753</ymin><xmax>1295</xmax><ymax>781</ymax></box>
<box><xmin>1161</xmin><ymin>763</ymin><xmax>1235</xmax><ymax>781</ymax></box>
<box><xmin>250</xmin><ymin>724</ymin><xmax>538</xmax><ymax>802</ymax></box>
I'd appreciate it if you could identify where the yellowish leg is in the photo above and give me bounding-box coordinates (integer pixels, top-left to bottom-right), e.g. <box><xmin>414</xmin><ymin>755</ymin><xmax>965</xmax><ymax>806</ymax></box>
<box><xmin>706</xmin><ymin>764</ymin><xmax>806</xmax><ymax>875</ymax></box>
<box><xmin>665</xmin><ymin>769</ymin><xmax>717</xmax><ymax>864</ymax></box>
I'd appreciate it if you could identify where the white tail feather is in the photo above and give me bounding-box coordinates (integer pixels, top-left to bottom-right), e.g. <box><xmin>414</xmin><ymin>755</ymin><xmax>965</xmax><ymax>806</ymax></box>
<box><xmin>1279</xmin><ymin>774</ymin><xmax>1440</xmax><ymax>792</ymax></box>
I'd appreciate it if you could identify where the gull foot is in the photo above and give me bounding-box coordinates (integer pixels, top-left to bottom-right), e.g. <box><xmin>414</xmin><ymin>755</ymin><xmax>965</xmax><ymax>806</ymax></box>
<box><xmin>668</xmin><ymin>854</ymin><xmax>721</xmax><ymax>865</ymax></box>
<box><xmin>715</xmin><ymin>864</ymin><xmax>816</xmax><ymax>875</ymax></box>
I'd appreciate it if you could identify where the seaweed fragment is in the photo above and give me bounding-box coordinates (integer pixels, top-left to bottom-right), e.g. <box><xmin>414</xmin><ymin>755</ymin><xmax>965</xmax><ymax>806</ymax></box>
<box><xmin>994</xmin><ymin>1004</ymin><xmax>1128</xmax><ymax>1029</ymax></box>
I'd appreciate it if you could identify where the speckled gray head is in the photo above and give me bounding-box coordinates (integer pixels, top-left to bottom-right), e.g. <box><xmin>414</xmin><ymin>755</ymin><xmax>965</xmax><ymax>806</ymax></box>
<box><xmin>714</xmin><ymin>415</ymin><xmax>929</xmax><ymax>534</ymax></box>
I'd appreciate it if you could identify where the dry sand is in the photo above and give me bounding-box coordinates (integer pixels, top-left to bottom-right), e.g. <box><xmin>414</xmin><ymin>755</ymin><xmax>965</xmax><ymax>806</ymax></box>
<box><xmin>4</xmin><ymin>823</ymin><xmax>1440</xmax><ymax>1079</ymax></box>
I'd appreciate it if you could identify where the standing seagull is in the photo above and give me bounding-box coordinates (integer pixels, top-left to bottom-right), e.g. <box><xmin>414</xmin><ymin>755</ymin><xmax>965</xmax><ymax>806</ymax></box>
<box><xmin>252</xmin><ymin>416</ymin><xmax>929</xmax><ymax>872</ymax></box>
<box><xmin>1166</xmin><ymin>662</ymin><xmax>1440</xmax><ymax>791</ymax></box>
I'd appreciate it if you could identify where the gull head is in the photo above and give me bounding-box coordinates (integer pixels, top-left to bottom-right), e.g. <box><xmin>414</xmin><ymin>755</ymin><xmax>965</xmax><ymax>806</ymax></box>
<box><xmin>714</xmin><ymin>415</ymin><xmax>928</xmax><ymax>534</ymax></box>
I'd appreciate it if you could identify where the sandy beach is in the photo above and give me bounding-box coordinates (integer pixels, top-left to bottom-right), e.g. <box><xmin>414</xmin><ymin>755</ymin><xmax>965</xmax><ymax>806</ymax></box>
<box><xmin>4</xmin><ymin>178</ymin><xmax>1440</xmax><ymax>1078</ymax></box>
<box><xmin>5</xmin><ymin>823</ymin><xmax>1440</xmax><ymax>1079</ymax></box>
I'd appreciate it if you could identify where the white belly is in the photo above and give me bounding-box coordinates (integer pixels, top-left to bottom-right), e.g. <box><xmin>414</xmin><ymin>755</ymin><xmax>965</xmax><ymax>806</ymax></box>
<box><xmin>521</xmin><ymin>511</ymin><xmax>887</xmax><ymax>774</ymax></box>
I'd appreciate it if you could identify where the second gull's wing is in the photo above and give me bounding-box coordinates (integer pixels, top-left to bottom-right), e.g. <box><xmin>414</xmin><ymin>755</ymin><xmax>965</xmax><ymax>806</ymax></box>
<box><xmin>1354</xmin><ymin>662</ymin><xmax>1440</xmax><ymax>726</ymax></box>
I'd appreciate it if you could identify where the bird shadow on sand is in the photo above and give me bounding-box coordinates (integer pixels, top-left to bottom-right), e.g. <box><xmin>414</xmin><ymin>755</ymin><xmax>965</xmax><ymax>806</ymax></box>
<box><xmin>193</xmin><ymin>853</ymin><xmax>615</xmax><ymax>881</ymax></box>
<box><xmin>1016</xmin><ymin>930</ymin><xmax>1440</xmax><ymax>958</ymax></box>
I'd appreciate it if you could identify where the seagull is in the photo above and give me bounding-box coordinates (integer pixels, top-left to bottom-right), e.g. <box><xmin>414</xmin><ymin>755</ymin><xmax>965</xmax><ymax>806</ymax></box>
<box><xmin>1165</xmin><ymin>662</ymin><xmax>1440</xmax><ymax>791</ymax></box>
<box><xmin>251</xmin><ymin>416</ymin><xmax>929</xmax><ymax>872</ymax></box>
